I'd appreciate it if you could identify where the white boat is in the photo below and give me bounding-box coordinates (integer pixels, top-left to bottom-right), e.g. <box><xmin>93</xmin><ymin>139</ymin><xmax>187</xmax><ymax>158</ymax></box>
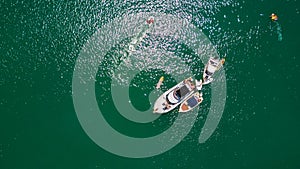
<box><xmin>178</xmin><ymin>92</ymin><xmax>203</xmax><ymax>113</ymax></box>
<box><xmin>202</xmin><ymin>57</ymin><xmax>223</xmax><ymax>85</ymax></box>
<box><xmin>153</xmin><ymin>77</ymin><xmax>196</xmax><ymax>114</ymax></box>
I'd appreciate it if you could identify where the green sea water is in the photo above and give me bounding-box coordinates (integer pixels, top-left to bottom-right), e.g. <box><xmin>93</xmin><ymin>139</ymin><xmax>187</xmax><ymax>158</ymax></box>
<box><xmin>1</xmin><ymin>0</ymin><xmax>300</xmax><ymax>168</ymax></box>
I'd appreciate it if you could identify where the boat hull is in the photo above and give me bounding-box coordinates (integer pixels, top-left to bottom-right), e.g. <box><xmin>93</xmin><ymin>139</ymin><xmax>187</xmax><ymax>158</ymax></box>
<box><xmin>202</xmin><ymin>58</ymin><xmax>219</xmax><ymax>85</ymax></box>
<box><xmin>153</xmin><ymin>77</ymin><xmax>195</xmax><ymax>114</ymax></box>
<box><xmin>179</xmin><ymin>92</ymin><xmax>203</xmax><ymax>113</ymax></box>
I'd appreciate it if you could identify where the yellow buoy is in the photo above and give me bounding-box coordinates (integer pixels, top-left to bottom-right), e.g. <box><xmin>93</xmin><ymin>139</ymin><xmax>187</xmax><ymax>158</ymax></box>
<box><xmin>156</xmin><ymin>76</ymin><xmax>164</xmax><ymax>89</ymax></box>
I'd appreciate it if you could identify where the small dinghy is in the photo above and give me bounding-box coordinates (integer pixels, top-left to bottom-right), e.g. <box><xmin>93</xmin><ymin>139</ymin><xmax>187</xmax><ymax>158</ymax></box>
<box><xmin>178</xmin><ymin>92</ymin><xmax>203</xmax><ymax>113</ymax></box>
<box><xmin>153</xmin><ymin>77</ymin><xmax>196</xmax><ymax>114</ymax></box>
<box><xmin>202</xmin><ymin>57</ymin><xmax>225</xmax><ymax>85</ymax></box>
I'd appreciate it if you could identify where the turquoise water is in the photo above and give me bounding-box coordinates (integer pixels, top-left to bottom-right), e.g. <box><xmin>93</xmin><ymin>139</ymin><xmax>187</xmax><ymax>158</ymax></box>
<box><xmin>1</xmin><ymin>0</ymin><xmax>300</xmax><ymax>168</ymax></box>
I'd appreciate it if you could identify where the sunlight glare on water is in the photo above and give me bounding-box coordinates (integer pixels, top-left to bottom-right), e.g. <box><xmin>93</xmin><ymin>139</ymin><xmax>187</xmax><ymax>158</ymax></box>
<box><xmin>0</xmin><ymin>1</ymin><xmax>268</xmax><ymax>145</ymax></box>
<box><xmin>70</xmin><ymin>0</ymin><xmax>268</xmax><ymax>145</ymax></box>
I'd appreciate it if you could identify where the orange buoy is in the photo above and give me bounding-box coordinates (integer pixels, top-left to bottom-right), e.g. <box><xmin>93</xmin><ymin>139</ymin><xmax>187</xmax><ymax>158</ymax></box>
<box><xmin>270</xmin><ymin>13</ymin><xmax>278</xmax><ymax>21</ymax></box>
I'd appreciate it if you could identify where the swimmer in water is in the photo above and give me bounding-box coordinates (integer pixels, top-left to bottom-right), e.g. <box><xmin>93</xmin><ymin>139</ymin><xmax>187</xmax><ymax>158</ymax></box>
<box><xmin>270</xmin><ymin>13</ymin><xmax>278</xmax><ymax>21</ymax></box>
<box><xmin>146</xmin><ymin>17</ymin><xmax>154</xmax><ymax>24</ymax></box>
<box><xmin>269</xmin><ymin>13</ymin><xmax>283</xmax><ymax>41</ymax></box>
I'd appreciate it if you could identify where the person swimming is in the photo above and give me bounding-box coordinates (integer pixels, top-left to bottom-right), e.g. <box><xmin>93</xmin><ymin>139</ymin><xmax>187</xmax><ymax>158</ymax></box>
<box><xmin>146</xmin><ymin>17</ymin><xmax>154</xmax><ymax>24</ymax></box>
<box><xmin>269</xmin><ymin>13</ymin><xmax>283</xmax><ymax>41</ymax></box>
<box><xmin>270</xmin><ymin>13</ymin><xmax>278</xmax><ymax>21</ymax></box>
